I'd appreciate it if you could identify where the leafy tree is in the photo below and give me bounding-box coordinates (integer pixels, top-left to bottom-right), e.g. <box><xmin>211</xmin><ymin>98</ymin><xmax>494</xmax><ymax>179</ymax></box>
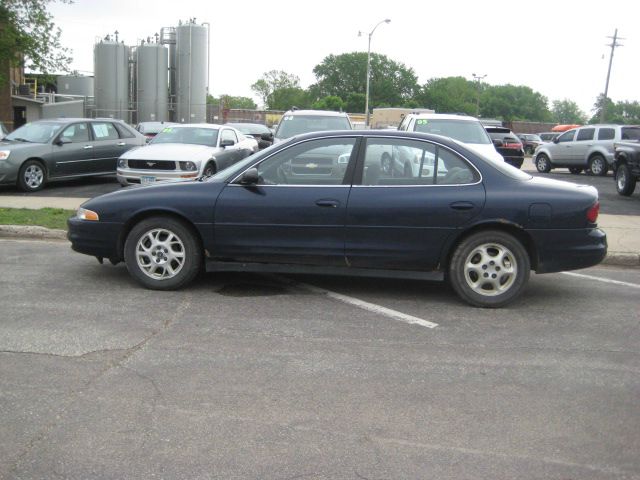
<box><xmin>251</xmin><ymin>70</ymin><xmax>300</xmax><ymax>109</ymax></box>
<box><xmin>344</xmin><ymin>92</ymin><xmax>365</xmax><ymax>113</ymax></box>
<box><xmin>267</xmin><ymin>87</ymin><xmax>312</xmax><ymax>111</ymax></box>
<box><xmin>312</xmin><ymin>52</ymin><xmax>419</xmax><ymax>111</ymax></box>
<box><xmin>480</xmin><ymin>84</ymin><xmax>551</xmax><ymax>122</ymax></box>
<box><xmin>617</xmin><ymin>101</ymin><xmax>640</xmax><ymax>124</ymax></box>
<box><xmin>311</xmin><ymin>95</ymin><xmax>345</xmax><ymax>111</ymax></box>
<box><xmin>418</xmin><ymin>77</ymin><xmax>478</xmax><ymax>115</ymax></box>
<box><xmin>590</xmin><ymin>94</ymin><xmax>618</xmax><ymax>123</ymax></box>
<box><xmin>551</xmin><ymin>99</ymin><xmax>587</xmax><ymax>124</ymax></box>
<box><xmin>207</xmin><ymin>94</ymin><xmax>257</xmax><ymax>109</ymax></box>
<box><xmin>0</xmin><ymin>0</ymin><xmax>73</xmax><ymax>86</ymax></box>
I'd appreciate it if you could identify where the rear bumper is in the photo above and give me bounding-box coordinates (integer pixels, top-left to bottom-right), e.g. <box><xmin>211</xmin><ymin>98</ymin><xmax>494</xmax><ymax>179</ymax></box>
<box><xmin>532</xmin><ymin>227</ymin><xmax>607</xmax><ymax>273</ymax></box>
<box><xmin>67</xmin><ymin>217</ymin><xmax>122</xmax><ymax>261</ymax></box>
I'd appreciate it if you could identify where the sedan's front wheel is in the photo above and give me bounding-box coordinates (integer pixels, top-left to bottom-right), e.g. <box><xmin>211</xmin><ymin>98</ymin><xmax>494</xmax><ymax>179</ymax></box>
<box><xmin>124</xmin><ymin>216</ymin><xmax>202</xmax><ymax>290</ymax></box>
<box><xmin>18</xmin><ymin>160</ymin><xmax>46</xmax><ymax>192</ymax></box>
<box><xmin>449</xmin><ymin>230</ymin><xmax>530</xmax><ymax>308</ymax></box>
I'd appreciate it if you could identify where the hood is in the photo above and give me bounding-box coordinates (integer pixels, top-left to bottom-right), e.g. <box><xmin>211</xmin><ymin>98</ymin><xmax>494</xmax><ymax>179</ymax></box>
<box><xmin>0</xmin><ymin>140</ymin><xmax>50</xmax><ymax>152</ymax></box>
<box><xmin>120</xmin><ymin>143</ymin><xmax>220</xmax><ymax>161</ymax></box>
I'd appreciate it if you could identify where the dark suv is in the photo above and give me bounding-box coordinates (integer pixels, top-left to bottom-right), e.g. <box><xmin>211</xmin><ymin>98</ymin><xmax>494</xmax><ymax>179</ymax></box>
<box><xmin>485</xmin><ymin>127</ymin><xmax>525</xmax><ymax>168</ymax></box>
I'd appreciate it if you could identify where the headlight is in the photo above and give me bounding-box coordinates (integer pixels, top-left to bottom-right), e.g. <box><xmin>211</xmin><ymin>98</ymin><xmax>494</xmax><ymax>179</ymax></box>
<box><xmin>77</xmin><ymin>207</ymin><xmax>99</xmax><ymax>221</ymax></box>
<box><xmin>180</xmin><ymin>161</ymin><xmax>197</xmax><ymax>171</ymax></box>
<box><xmin>117</xmin><ymin>158</ymin><xmax>127</xmax><ymax>168</ymax></box>
<box><xmin>0</xmin><ymin>150</ymin><xmax>10</xmax><ymax>160</ymax></box>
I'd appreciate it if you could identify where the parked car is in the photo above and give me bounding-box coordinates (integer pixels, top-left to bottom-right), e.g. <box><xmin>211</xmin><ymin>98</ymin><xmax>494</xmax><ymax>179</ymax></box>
<box><xmin>517</xmin><ymin>133</ymin><xmax>544</xmax><ymax>155</ymax></box>
<box><xmin>397</xmin><ymin>113</ymin><xmax>505</xmax><ymax>166</ymax></box>
<box><xmin>225</xmin><ymin>122</ymin><xmax>274</xmax><ymax>150</ymax></box>
<box><xmin>485</xmin><ymin>126</ymin><xmax>525</xmax><ymax>169</ymax></box>
<box><xmin>68</xmin><ymin>130</ymin><xmax>606</xmax><ymax>308</ymax></box>
<box><xmin>135</xmin><ymin>121</ymin><xmax>177</xmax><ymax>141</ymax></box>
<box><xmin>539</xmin><ymin>132</ymin><xmax>560</xmax><ymax>142</ymax></box>
<box><xmin>0</xmin><ymin>118</ymin><xmax>146</xmax><ymax>192</ymax></box>
<box><xmin>116</xmin><ymin>124</ymin><xmax>258</xmax><ymax>186</ymax></box>
<box><xmin>533</xmin><ymin>124</ymin><xmax>640</xmax><ymax>176</ymax></box>
<box><xmin>613</xmin><ymin>140</ymin><xmax>640</xmax><ymax>196</ymax></box>
<box><xmin>274</xmin><ymin>109</ymin><xmax>352</xmax><ymax>143</ymax></box>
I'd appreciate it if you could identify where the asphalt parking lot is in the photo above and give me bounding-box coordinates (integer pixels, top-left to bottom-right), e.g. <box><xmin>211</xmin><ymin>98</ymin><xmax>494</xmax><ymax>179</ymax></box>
<box><xmin>1</xmin><ymin>239</ymin><xmax>639</xmax><ymax>479</ymax></box>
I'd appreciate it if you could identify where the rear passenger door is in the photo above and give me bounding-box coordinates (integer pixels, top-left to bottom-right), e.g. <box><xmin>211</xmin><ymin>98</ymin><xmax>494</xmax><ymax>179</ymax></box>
<box><xmin>345</xmin><ymin>137</ymin><xmax>485</xmax><ymax>271</ymax></box>
<box><xmin>90</xmin><ymin>121</ymin><xmax>130</xmax><ymax>173</ymax></box>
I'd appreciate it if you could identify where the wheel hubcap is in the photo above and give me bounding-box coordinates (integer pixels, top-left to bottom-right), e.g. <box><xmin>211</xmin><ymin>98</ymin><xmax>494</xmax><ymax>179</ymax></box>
<box><xmin>537</xmin><ymin>157</ymin><xmax>547</xmax><ymax>170</ymax></box>
<box><xmin>618</xmin><ymin>170</ymin><xmax>626</xmax><ymax>190</ymax></box>
<box><xmin>24</xmin><ymin>165</ymin><xmax>43</xmax><ymax>188</ymax></box>
<box><xmin>135</xmin><ymin>228</ymin><xmax>186</xmax><ymax>280</ymax></box>
<box><xmin>592</xmin><ymin>159</ymin><xmax>603</xmax><ymax>175</ymax></box>
<box><xmin>463</xmin><ymin>243</ymin><xmax>517</xmax><ymax>296</ymax></box>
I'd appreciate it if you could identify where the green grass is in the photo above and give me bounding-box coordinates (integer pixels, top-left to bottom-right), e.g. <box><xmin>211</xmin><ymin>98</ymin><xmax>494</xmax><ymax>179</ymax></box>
<box><xmin>0</xmin><ymin>208</ymin><xmax>76</xmax><ymax>230</ymax></box>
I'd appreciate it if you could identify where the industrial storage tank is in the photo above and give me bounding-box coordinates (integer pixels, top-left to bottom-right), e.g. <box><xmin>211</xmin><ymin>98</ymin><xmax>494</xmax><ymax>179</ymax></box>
<box><xmin>94</xmin><ymin>40</ymin><xmax>130</xmax><ymax>120</ymax></box>
<box><xmin>175</xmin><ymin>22</ymin><xmax>209</xmax><ymax>123</ymax></box>
<box><xmin>57</xmin><ymin>75</ymin><xmax>94</xmax><ymax>97</ymax></box>
<box><xmin>136</xmin><ymin>43</ymin><xmax>168</xmax><ymax>122</ymax></box>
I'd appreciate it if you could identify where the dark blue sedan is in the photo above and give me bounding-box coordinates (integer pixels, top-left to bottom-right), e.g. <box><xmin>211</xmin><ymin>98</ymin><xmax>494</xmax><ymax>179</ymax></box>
<box><xmin>68</xmin><ymin>130</ymin><xmax>607</xmax><ymax>307</ymax></box>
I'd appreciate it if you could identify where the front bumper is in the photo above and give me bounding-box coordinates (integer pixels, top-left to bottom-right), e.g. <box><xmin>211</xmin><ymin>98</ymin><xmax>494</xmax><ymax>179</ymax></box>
<box><xmin>117</xmin><ymin>168</ymin><xmax>199</xmax><ymax>186</ymax></box>
<box><xmin>532</xmin><ymin>227</ymin><xmax>607</xmax><ymax>273</ymax></box>
<box><xmin>67</xmin><ymin>216</ymin><xmax>123</xmax><ymax>261</ymax></box>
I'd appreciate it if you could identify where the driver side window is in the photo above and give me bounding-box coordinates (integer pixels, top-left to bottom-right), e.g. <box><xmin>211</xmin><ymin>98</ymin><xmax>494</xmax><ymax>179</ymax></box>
<box><xmin>255</xmin><ymin>138</ymin><xmax>356</xmax><ymax>186</ymax></box>
<box><xmin>60</xmin><ymin>123</ymin><xmax>89</xmax><ymax>143</ymax></box>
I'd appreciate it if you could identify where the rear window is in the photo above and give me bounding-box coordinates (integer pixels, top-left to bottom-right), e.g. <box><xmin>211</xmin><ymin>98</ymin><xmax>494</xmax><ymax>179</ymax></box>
<box><xmin>275</xmin><ymin>115</ymin><xmax>352</xmax><ymax>140</ymax></box>
<box><xmin>412</xmin><ymin>119</ymin><xmax>492</xmax><ymax>144</ymax></box>
<box><xmin>621</xmin><ymin>127</ymin><xmax>640</xmax><ymax>140</ymax></box>
<box><xmin>487</xmin><ymin>131</ymin><xmax>520</xmax><ymax>143</ymax></box>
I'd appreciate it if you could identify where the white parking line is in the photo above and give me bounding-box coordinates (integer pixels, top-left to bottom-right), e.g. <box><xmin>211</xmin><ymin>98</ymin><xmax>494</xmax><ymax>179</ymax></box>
<box><xmin>298</xmin><ymin>282</ymin><xmax>438</xmax><ymax>329</ymax></box>
<box><xmin>561</xmin><ymin>271</ymin><xmax>640</xmax><ymax>289</ymax></box>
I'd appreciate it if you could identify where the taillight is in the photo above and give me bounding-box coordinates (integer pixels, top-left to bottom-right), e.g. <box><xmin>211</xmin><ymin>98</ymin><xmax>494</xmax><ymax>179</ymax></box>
<box><xmin>586</xmin><ymin>201</ymin><xmax>600</xmax><ymax>223</ymax></box>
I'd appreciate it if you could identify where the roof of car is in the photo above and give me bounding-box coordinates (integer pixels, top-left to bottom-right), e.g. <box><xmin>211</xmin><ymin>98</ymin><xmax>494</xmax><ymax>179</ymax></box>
<box><xmin>34</xmin><ymin>118</ymin><xmax>128</xmax><ymax>124</ymax></box>
<box><xmin>163</xmin><ymin>123</ymin><xmax>226</xmax><ymax>130</ymax></box>
<box><xmin>405</xmin><ymin>113</ymin><xmax>481</xmax><ymax>122</ymax></box>
<box><xmin>282</xmin><ymin>109</ymin><xmax>349</xmax><ymax>117</ymax></box>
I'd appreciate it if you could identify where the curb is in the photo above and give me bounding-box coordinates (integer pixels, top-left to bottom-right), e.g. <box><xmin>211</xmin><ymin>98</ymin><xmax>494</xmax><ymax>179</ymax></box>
<box><xmin>1</xmin><ymin>225</ymin><xmax>638</xmax><ymax>268</ymax></box>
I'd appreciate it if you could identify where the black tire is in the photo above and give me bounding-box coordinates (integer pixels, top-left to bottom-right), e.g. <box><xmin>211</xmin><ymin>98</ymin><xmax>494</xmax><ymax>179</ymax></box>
<box><xmin>202</xmin><ymin>162</ymin><xmax>216</xmax><ymax>178</ymax></box>
<box><xmin>380</xmin><ymin>152</ymin><xmax>392</xmax><ymax>175</ymax></box>
<box><xmin>17</xmin><ymin>160</ymin><xmax>46</xmax><ymax>192</ymax></box>
<box><xmin>588</xmin><ymin>154</ymin><xmax>608</xmax><ymax>176</ymax></box>
<box><xmin>448</xmin><ymin>230</ymin><xmax>530</xmax><ymax>308</ymax></box>
<box><xmin>535</xmin><ymin>153</ymin><xmax>552</xmax><ymax>173</ymax></box>
<box><xmin>568</xmin><ymin>167</ymin><xmax>583</xmax><ymax>175</ymax></box>
<box><xmin>615</xmin><ymin>163</ymin><xmax>637</xmax><ymax>196</ymax></box>
<box><xmin>124</xmin><ymin>216</ymin><xmax>202</xmax><ymax>290</ymax></box>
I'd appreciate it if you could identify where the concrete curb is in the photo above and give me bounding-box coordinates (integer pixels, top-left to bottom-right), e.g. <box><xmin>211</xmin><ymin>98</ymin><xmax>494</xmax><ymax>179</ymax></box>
<box><xmin>1</xmin><ymin>224</ymin><xmax>638</xmax><ymax>268</ymax></box>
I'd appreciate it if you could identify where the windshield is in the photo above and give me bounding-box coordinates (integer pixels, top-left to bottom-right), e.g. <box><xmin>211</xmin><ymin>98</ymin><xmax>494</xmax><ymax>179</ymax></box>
<box><xmin>5</xmin><ymin>122</ymin><xmax>63</xmax><ymax>143</ymax></box>
<box><xmin>413</xmin><ymin>119</ymin><xmax>492</xmax><ymax>144</ymax></box>
<box><xmin>275</xmin><ymin>115</ymin><xmax>352</xmax><ymax>140</ymax></box>
<box><xmin>151</xmin><ymin>127</ymin><xmax>219</xmax><ymax>146</ymax></box>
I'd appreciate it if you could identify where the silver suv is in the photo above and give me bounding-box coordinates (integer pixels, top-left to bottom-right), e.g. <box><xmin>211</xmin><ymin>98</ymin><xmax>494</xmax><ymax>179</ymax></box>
<box><xmin>274</xmin><ymin>109</ymin><xmax>352</xmax><ymax>143</ymax></box>
<box><xmin>533</xmin><ymin>124</ymin><xmax>640</xmax><ymax>176</ymax></box>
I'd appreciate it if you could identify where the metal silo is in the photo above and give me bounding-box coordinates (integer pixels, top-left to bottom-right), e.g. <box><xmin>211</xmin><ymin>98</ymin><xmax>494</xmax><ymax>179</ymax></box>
<box><xmin>94</xmin><ymin>40</ymin><xmax>130</xmax><ymax>120</ymax></box>
<box><xmin>57</xmin><ymin>75</ymin><xmax>94</xmax><ymax>97</ymax></box>
<box><xmin>175</xmin><ymin>22</ymin><xmax>209</xmax><ymax>123</ymax></box>
<box><xmin>136</xmin><ymin>43</ymin><xmax>168</xmax><ymax>122</ymax></box>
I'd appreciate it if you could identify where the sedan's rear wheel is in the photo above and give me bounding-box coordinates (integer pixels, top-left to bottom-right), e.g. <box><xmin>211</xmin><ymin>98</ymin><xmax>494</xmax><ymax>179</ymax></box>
<box><xmin>615</xmin><ymin>163</ymin><xmax>637</xmax><ymax>196</ymax></box>
<box><xmin>588</xmin><ymin>155</ymin><xmax>608</xmax><ymax>176</ymax></box>
<box><xmin>124</xmin><ymin>216</ymin><xmax>202</xmax><ymax>290</ymax></box>
<box><xmin>18</xmin><ymin>160</ymin><xmax>46</xmax><ymax>192</ymax></box>
<box><xmin>535</xmin><ymin>154</ymin><xmax>552</xmax><ymax>173</ymax></box>
<box><xmin>449</xmin><ymin>230</ymin><xmax>530</xmax><ymax>308</ymax></box>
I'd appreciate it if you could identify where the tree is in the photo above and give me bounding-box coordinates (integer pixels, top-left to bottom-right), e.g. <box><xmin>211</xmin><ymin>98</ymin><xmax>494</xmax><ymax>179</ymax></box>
<box><xmin>267</xmin><ymin>87</ymin><xmax>312</xmax><ymax>111</ymax></box>
<box><xmin>251</xmin><ymin>70</ymin><xmax>300</xmax><ymax>109</ymax></box>
<box><xmin>311</xmin><ymin>95</ymin><xmax>345</xmax><ymax>111</ymax></box>
<box><xmin>0</xmin><ymin>0</ymin><xmax>73</xmax><ymax>86</ymax></box>
<box><xmin>312</xmin><ymin>52</ymin><xmax>419</xmax><ymax>111</ymax></box>
<box><xmin>590</xmin><ymin>94</ymin><xmax>618</xmax><ymax>124</ymax></box>
<box><xmin>418</xmin><ymin>77</ymin><xmax>478</xmax><ymax>115</ymax></box>
<box><xmin>207</xmin><ymin>94</ymin><xmax>257</xmax><ymax>109</ymax></box>
<box><xmin>480</xmin><ymin>84</ymin><xmax>551</xmax><ymax>122</ymax></box>
<box><xmin>551</xmin><ymin>99</ymin><xmax>587</xmax><ymax>124</ymax></box>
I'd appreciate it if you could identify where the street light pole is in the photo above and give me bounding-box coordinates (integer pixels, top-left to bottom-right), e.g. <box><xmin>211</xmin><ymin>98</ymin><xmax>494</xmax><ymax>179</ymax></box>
<box><xmin>472</xmin><ymin>73</ymin><xmax>487</xmax><ymax>117</ymax></box>
<box><xmin>360</xmin><ymin>19</ymin><xmax>390</xmax><ymax>127</ymax></box>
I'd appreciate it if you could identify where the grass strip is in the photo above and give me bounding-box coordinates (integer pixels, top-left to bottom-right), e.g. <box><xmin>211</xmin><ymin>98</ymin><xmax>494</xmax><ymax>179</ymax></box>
<box><xmin>0</xmin><ymin>208</ymin><xmax>75</xmax><ymax>230</ymax></box>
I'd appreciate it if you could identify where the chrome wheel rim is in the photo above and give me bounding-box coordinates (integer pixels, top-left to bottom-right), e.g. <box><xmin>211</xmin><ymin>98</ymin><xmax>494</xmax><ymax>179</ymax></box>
<box><xmin>591</xmin><ymin>158</ymin><xmax>604</xmax><ymax>175</ymax></box>
<box><xmin>24</xmin><ymin>165</ymin><xmax>44</xmax><ymax>189</ymax></box>
<box><xmin>135</xmin><ymin>228</ymin><xmax>186</xmax><ymax>280</ymax></box>
<box><xmin>463</xmin><ymin>243</ymin><xmax>517</xmax><ymax>296</ymax></box>
<box><xmin>617</xmin><ymin>169</ymin><xmax>626</xmax><ymax>190</ymax></box>
<box><xmin>536</xmin><ymin>156</ymin><xmax>547</xmax><ymax>171</ymax></box>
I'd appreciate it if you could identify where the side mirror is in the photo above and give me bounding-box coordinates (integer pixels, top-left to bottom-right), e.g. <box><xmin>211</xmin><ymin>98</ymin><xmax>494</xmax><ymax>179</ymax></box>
<box><xmin>260</xmin><ymin>132</ymin><xmax>273</xmax><ymax>141</ymax></box>
<box><xmin>553</xmin><ymin>137</ymin><xmax>560</xmax><ymax>144</ymax></box>
<box><xmin>239</xmin><ymin>167</ymin><xmax>259</xmax><ymax>185</ymax></box>
<box><xmin>56</xmin><ymin>137</ymin><xmax>72</xmax><ymax>146</ymax></box>
<box><xmin>220</xmin><ymin>139</ymin><xmax>235</xmax><ymax>148</ymax></box>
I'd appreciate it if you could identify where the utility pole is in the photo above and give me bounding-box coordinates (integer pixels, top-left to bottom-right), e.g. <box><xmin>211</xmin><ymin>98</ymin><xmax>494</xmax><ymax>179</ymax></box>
<box><xmin>472</xmin><ymin>73</ymin><xmax>487</xmax><ymax>117</ymax></box>
<box><xmin>600</xmin><ymin>29</ymin><xmax>624</xmax><ymax>123</ymax></box>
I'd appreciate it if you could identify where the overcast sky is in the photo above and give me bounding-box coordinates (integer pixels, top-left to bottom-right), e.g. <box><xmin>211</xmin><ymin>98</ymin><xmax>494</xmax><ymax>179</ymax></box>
<box><xmin>48</xmin><ymin>0</ymin><xmax>639</xmax><ymax>116</ymax></box>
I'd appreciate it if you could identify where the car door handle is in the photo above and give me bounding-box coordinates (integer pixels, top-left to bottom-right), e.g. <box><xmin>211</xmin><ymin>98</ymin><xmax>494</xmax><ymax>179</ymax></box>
<box><xmin>83</xmin><ymin>145</ymin><xmax>93</xmax><ymax>149</ymax></box>
<box><xmin>449</xmin><ymin>201</ymin><xmax>475</xmax><ymax>211</ymax></box>
<box><xmin>315</xmin><ymin>199</ymin><xmax>340</xmax><ymax>208</ymax></box>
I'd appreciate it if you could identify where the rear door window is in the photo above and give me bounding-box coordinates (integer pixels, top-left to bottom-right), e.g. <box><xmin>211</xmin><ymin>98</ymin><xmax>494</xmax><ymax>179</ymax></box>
<box><xmin>576</xmin><ymin>128</ymin><xmax>595</xmax><ymax>141</ymax></box>
<box><xmin>91</xmin><ymin>122</ymin><xmax>119</xmax><ymax>141</ymax></box>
